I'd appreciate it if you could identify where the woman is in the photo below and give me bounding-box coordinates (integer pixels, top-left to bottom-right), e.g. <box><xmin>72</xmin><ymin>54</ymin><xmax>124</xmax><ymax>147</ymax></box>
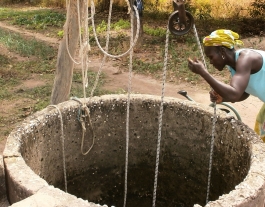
<box><xmin>187</xmin><ymin>29</ymin><xmax>265</xmax><ymax>141</ymax></box>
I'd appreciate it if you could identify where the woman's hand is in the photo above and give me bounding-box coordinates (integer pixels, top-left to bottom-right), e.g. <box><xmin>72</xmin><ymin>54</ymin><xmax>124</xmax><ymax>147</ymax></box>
<box><xmin>187</xmin><ymin>58</ymin><xmax>208</xmax><ymax>75</ymax></box>
<box><xmin>209</xmin><ymin>90</ymin><xmax>223</xmax><ymax>103</ymax></box>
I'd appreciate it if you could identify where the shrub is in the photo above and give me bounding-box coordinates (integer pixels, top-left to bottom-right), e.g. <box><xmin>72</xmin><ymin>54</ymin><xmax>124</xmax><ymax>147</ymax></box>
<box><xmin>249</xmin><ymin>0</ymin><xmax>265</xmax><ymax>18</ymax></box>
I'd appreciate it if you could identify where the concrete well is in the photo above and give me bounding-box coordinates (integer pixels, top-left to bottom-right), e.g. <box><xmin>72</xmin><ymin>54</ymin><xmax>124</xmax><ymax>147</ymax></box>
<box><xmin>3</xmin><ymin>94</ymin><xmax>265</xmax><ymax>207</ymax></box>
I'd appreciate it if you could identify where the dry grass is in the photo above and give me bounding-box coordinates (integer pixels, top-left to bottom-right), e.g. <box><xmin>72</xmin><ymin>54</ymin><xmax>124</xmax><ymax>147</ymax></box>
<box><xmin>192</xmin><ymin>0</ymin><xmax>251</xmax><ymax>18</ymax></box>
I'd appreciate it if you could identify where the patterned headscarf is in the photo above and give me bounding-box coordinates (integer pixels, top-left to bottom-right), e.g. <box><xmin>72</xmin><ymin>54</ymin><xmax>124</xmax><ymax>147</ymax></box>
<box><xmin>203</xmin><ymin>29</ymin><xmax>244</xmax><ymax>49</ymax></box>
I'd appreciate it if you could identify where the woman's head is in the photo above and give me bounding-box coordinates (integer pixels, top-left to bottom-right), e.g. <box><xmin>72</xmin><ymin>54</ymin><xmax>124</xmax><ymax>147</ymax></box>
<box><xmin>202</xmin><ymin>29</ymin><xmax>244</xmax><ymax>70</ymax></box>
<box><xmin>203</xmin><ymin>29</ymin><xmax>243</xmax><ymax>49</ymax></box>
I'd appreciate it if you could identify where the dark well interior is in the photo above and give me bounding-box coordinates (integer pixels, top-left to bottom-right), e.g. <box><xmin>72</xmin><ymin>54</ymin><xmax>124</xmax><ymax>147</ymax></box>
<box><xmin>19</xmin><ymin>95</ymin><xmax>250</xmax><ymax>207</ymax></box>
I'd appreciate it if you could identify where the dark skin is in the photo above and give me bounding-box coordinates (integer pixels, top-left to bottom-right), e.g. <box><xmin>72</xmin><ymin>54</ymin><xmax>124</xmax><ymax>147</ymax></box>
<box><xmin>188</xmin><ymin>46</ymin><xmax>263</xmax><ymax>103</ymax></box>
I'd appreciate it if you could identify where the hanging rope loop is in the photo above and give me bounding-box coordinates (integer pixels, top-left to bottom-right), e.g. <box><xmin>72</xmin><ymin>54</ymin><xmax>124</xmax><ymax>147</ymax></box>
<box><xmin>71</xmin><ymin>97</ymin><xmax>95</xmax><ymax>155</ymax></box>
<box><xmin>90</xmin><ymin>0</ymin><xmax>140</xmax><ymax>59</ymax></box>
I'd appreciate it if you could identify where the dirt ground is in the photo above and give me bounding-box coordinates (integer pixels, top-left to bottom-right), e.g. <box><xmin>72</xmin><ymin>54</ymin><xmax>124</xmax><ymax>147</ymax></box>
<box><xmin>0</xmin><ymin>21</ymin><xmax>265</xmax><ymax>155</ymax></box>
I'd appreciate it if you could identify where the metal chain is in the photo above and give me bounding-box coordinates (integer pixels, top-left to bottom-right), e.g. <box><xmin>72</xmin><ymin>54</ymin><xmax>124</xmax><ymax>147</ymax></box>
<box><xmin>152</xmin><ymin>27</ymin><xmax>170</xmax><ymax>207</ymax></box>
<box><xmin>193</xmin><ymin>24</ymin><xmax>217</xmax><ymax>204</ymax></box>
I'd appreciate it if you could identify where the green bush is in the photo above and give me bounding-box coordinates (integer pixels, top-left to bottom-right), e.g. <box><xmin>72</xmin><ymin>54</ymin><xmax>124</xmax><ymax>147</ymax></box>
<box><xmin>249</xmin><ymin>0</ymin><xmax>265</xmax><ymax>18</ymax></box>
<box><xmin>14</xmin><ymin>11</ymin><xmax>65</xmax><ymax>29</ymax></box>
<box><xmin>112</xmin><ymin>19</ymin><xmax>130</xmax><ymax>30</ymax></box>
<box><xmin>0</xmin><ymin>28</ymin><xmax>56</xmax><ymax>60</ymax></box>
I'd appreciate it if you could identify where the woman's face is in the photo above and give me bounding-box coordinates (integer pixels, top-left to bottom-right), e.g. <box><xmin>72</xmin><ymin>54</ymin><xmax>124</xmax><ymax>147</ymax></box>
<box><xmin>204</xmin><ymin>46</ymin><xmax>226</xmax><ymax>71</ymax></box>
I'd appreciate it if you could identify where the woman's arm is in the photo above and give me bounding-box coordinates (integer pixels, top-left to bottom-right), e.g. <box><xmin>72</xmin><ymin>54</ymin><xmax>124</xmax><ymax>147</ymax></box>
<box><xmin>210</xmin><ymin>90</ymin><xmax>249</xmax><ymax>103</ymax></box>
<box><xmin>222</xmin><ymin>92</ymin><xmax>250</xmax><ymax>102</ymax></box>
<box><xmin>188</xmin><ymin>53</ymin><xmax>253</xmax><ymax>102</ymax></box>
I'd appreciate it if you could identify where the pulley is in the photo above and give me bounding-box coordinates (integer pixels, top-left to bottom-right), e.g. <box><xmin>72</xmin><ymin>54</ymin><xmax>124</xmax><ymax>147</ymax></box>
<box><xmin>168</xmin><ymin>0</ymin><xmax>194</xmax><ymax>36</ymax></box>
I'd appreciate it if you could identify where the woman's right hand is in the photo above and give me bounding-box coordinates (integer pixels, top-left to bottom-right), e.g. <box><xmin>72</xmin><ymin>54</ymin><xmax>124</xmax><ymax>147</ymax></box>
<box><xmin>187</xmin><ymin>58</ymin><xmax>208</xmax><ymax>75</ymax></box>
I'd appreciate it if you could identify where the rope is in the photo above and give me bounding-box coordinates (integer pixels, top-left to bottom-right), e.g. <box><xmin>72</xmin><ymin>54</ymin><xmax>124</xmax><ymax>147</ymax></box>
<box><xmin>65</xmin><ymin>0</ymin><xmax>81</xmax><ymax>65</ymax></box>
<box><xmin>193</xmin><ymin>24</ymin><xmax>217</xmax><ymax>204</ymax></box>
<box><xmin>63</xmin><ymin>0</ymin><xmax>138</xmax><ymax>203</ymax></box>
<box><xmin>90</xmin><ymin>0</ymin><xmax>140</xmax><ymax>59</ymax></box>
<box><xmin>74</xmin><ymin>0</ymin><xmax>116</xmax><ymax>155</ymax></box>
<box><xmin>71</xmin><ymin>97</ymin><xmax>95</xmax><ymax>155</ymax></box>
<box><xmin>125</xmin><ymin>0</ymin><xmax>131</xmax><ymax>14</ymax></box>
<box><xmin>89</xmin><ymin>0</ymin><xmax>113</xmax><ymax>98</ymax></box>
<box><xmin>64</xmin><ymin>0</ymin><xmax>140</xmax><ymax>158</ymax></box>
<box><xmin>193</xmin><ymin>25</ymin><xmax>207</xmax><ymax>70</ymax></box>
<box><xmin>65</xmin><ymin>0</ymin><xmax>95</xmax><ymax>156</ymax></box>
<box><xmin>73</xmin><ymin>0</ymin><xmax>95</xmax><ymax>155</ymax></box>
<box><xmin>48</xmin><ymin>105</ymin><xmax>68</xmax><ymax>193</ymax></box>
<box><xmin>206</xmin><ymin>103</ymin><xmax>217</xmax><ymax>204</ymax></box>
<box><xmin>80</xmin><ymin>105</ymin><xmax>95</xmax><ymax>155</ymax></box>
<box><xmin>75</xmin><ymin>0</ymin><xmax>140</xmax><ymax>157</ymax></box>
<box><xmin>77</xmin><ymin>0</ymin><xmax>90</xmax><ymax>98</ymax></box>
<box><xmin>152</xmin><ymin>27</ymin><xmax>170</xmax><ymax>207</ymax></box>
<box><xmin>123</xmin><ymin>9</ymin><xmax>135</xmax><ymax>207</ymax></box>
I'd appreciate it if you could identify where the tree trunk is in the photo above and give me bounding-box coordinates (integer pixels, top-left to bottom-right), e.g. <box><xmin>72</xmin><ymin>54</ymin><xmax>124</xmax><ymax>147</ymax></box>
<box><xmin>50</xmin><ymin>1</ymin><xmax>81</xmax><ymax>105</ymax></box>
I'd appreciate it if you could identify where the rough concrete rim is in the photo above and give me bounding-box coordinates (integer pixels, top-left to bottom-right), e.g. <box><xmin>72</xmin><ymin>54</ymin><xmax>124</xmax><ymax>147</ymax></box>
<box><xmin>3</xmin><ymin>94</ymin><xmax>265</xmax><ymax>207</ymax></box>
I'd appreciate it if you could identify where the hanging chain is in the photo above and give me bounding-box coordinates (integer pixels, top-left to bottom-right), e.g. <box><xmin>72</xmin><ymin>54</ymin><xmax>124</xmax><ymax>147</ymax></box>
<box><xmin>152</xmin><ymin>27</ymin><xmax>170</xmax><ymax>207</ymax></box>
<box><xmin>193</xmin><ymin>24</ymin><xmax>217</xmax><ymax>204</ymax></box>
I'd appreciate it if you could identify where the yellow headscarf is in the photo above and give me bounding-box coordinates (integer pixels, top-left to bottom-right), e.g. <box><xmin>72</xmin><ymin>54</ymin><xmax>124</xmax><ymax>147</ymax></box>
<box><xmin>203</xmin><ymin>29</ymin><xmax>244</xmax><ymax>49</ymax></box>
